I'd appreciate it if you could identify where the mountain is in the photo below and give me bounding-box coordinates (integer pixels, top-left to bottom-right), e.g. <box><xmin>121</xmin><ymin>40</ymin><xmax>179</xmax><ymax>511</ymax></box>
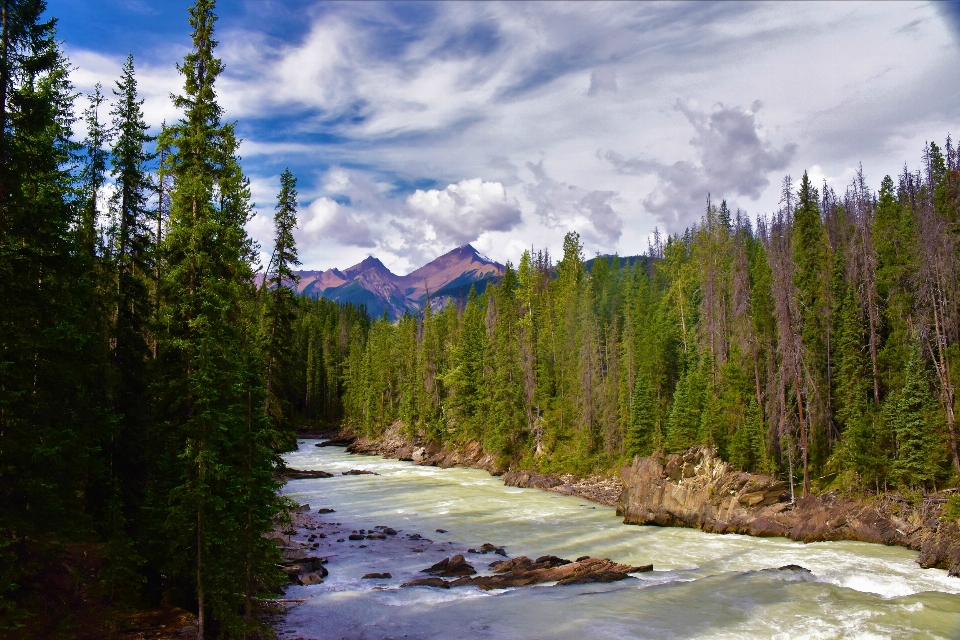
<box><xmin>584</xmin><ymin>254</ymin><xmax>649</xmax><ymax>272</ymax></box>
<box><xmin>293</xmin><ymin>244</ymin><xmax>503</xmax><ymax>319</ymax></box>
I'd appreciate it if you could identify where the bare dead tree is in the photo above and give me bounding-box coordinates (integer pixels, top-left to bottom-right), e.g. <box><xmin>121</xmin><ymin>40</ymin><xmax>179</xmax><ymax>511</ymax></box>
<box><xmin>914</xmin><ymin>169</ymin><xmax>960</xmax><ymax>470</ymax></box>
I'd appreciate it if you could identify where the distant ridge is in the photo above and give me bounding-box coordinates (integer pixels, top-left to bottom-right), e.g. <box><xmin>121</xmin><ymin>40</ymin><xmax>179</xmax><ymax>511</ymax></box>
<box><xmin>584</xmin><ymin>254</ymin><xmax>649</xmax><ymax>272</ymax></box>
<box><xmin>293</xmin><ymin>244</ymin><xmax>503</xmax><ymax>320</ymax></box>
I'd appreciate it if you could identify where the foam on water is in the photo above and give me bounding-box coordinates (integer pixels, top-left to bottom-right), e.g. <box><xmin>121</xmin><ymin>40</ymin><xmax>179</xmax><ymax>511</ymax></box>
<box><xmin>276</xmin><ymin>440</ymin><xmax>960</xmax><ymax>639</ymax></box>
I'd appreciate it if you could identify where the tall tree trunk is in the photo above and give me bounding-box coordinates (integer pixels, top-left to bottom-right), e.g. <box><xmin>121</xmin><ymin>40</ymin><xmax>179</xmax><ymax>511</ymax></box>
<box><xmin>795</xmin><ymin>378</ymin><xmax>810</xmax><ymax>497</ymax></box>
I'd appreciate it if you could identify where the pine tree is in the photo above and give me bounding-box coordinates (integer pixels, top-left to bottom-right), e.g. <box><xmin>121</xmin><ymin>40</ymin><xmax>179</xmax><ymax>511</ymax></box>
<box><xmin>889</xmin><ymin>342</ymin><xmax>942</xmax><ymax>489</ymax></box>
<box><xmin>0</xmin><ymin>0</ymin><xmax>104</xmax><ymax>627</ymax></box>
<box><xmin>262</xmin><ymin>168</ymin><xmax>301</xmax><ymax>440</ymax></box>
<box><xmin>108</xmin><ymin>52</ymin><xmax>155</xmax><ymax>521</ymax></box>
<box><xmin>833</xmin><ymin>284</ymin><xmax>889</xmax><ymax>488</ymax></box>
<box><xmin>665</xmin><ymin>356</ymin><xmax>706</xmax><ymax>452</ymax></box>
<box><xmin>626</xmin><ymin>374</ymin><xmax>657</xmax><ymax>457</ymax></box>
<box><xmin>444</xmin><ymin>286</ymin><xmax>489</xmax><ymax>440</ymax></box>
<box><xmin>151</xmin><ymin>1</ymin><xmax>281</xmax><ymax>634</ymax></box>
<box><xmin>791</xmin><ymin>170</ymin><xmax>828</xmax><ymax>495</ymax></box>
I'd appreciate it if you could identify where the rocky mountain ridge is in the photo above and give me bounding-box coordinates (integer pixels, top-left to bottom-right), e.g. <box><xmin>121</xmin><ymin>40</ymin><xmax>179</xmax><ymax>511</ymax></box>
<box><xmin>295</xmin><ymin>244</ymin><xmax>503</xmax><ymax>319</ymax></box>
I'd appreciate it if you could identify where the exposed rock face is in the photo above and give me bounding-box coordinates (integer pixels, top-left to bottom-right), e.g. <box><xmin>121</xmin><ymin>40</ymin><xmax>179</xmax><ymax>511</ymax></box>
<box><xmin>345</xmin><ymin>422</ymin><xmax>621</xmax><ymax>506</ymax></box>
<box><xmin>315</xmin><ymin>436</ymin><xmax>357</xmax><ymax>448</ymax></box>
<box><xmin>347</xmin><ymin>422</ymin><xmax>505</xmax><ymax>474</ymax></box>
<box><xmin>402</xmin><ymin>555</ymin><xmax>651</xmax><ymax>590</ymax></box>
<box><xmin>503</xmin><ymin>470</ymin><xmax>622</xmax><ymax>507</ymax></box>
<box><xmin>619</xmin><ymin>446</ymin><xmax>960</xmax><ymax>575</ymax></box>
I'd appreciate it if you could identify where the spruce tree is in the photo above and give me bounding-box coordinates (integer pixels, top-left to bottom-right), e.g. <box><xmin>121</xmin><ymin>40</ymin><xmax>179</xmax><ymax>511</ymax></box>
<box><xmin>108</xmin><ymin>54</ymin><xmax>156</xmax><ymax>536</ymax></box>
<box><xmin>791</xmin><ymin>170</ymin><xmax>828</xmax><ymax>495</ymax></box>
<box><xmin>626</xmin><ymin>375</ymin><xmax>657</xmax><ymax>457</ymax></box>
<box><xmin>489</xmin><ymin>263</ymin><xmax>526</xmax><ymax>457</ymax></box>
<box><xmin>151</xmin><ymin>1</ymin><xmax>281</xmax><ymax>634</ymax></box>
<box><xmin>665</xmin><ymin>356</ymin><xmax>706</xmax><ymax>452</ymax></box>
<box><xmin>889</xmin><ymin>342</ymin><xmax>942</xmax><ymax>489</ymax></box>
<box><xmin>0</xmin><ymin>0</ymin><xmax>102</xmax><ymax>626</ymax></box>
<box><xmin>262</xmin><ymin>168</ymin><xmax>301</xmax><ymax>441</ymax></box>
<box><xmin>833</xmin><ymin>284</ymin><xmax>889</xmax><ymax>488</ymax></box>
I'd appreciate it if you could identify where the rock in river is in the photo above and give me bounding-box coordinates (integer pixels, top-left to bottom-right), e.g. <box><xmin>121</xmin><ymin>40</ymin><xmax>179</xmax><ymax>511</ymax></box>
<box><xmin>405</xmin><ymin>555</ymin><xmax>651</xmax><ymax>591</ymax></box>
<box><xmin>422</xmin><ymin>554</ymin><xmax>477</xmax><ymax>577</ymax></box>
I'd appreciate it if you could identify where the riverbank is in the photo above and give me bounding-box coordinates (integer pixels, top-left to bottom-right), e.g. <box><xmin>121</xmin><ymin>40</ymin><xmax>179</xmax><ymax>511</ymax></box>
<box><xmin>619</xmin><ymin>446</ymin><xmax>960</xmax><ymax>576</ymax></box>
<box><xmin>315</xmin><ymin>423</ymin><xmax>960</xmax><ymax>577</ymax></box>
<box><xmin>338</xmin><ymin>422</ymin><xmax>622</xmax><ymax>506</ymax></box>
<box><xmin>276</xmin><ymin>439</ymin><xmax>960</xmax><ymax>639</ymax></box>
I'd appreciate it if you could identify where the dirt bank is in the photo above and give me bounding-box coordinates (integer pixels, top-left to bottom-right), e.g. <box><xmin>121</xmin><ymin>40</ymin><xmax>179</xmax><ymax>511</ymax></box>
<box><xmin>335</xmin><ymin>422</ymin><xmax>622</xmax><ymax>507</ymax></box>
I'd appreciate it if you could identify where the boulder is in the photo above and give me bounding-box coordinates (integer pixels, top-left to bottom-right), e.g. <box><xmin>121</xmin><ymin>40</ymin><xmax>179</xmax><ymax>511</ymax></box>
<box><xmin>422</xmin><ymin>554</ymin><xmax>477</xmax><ymax>577</ymax></box>
<box><xmin>343</xmin><ymin>469</ymin><xmax>379</xmax><ymax>476</ymax></box>
<box><xmin>411</xmin><ymin>555</ymin><xmax>650</xmax><ymax>590</ymax></box>
<box><xmin>362</xmin><ymin>572</ymin><xmax>392</xmax><ymax>579</ymax></box>
<box><xmin>401</xmin><ymin>577</ymin><xmax>451</xmax><ymax>589</ymax></box>
<box><xmin>316</xmin><ymin>436</ymin><xmax>357</xmax><ymax>447</ymax></box>
<box><xmin>281</xmin><ymin>469</ymin><xmax>334</xmax><ymax>479</ymax></box>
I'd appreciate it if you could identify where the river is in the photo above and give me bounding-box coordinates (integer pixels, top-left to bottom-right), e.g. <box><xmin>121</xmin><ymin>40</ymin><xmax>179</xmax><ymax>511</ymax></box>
<box><xmin>278</xmin><ymin>439</ymin><xmax>960</xmax><ymax>639</ymax></box>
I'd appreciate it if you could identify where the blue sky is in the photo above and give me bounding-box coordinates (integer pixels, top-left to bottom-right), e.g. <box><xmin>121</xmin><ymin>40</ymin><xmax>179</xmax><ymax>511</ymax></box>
<box><xmin>54</xmin><ymin>1</ymin><xmax>960</xmax><ymax>273</ymax></box>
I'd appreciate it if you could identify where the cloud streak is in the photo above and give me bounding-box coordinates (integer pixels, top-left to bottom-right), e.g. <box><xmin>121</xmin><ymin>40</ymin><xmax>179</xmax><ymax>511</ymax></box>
<box><xmin>606</xmin><ymin>100</ymin><xmax>797</xmax><ymax>230</ymax></box>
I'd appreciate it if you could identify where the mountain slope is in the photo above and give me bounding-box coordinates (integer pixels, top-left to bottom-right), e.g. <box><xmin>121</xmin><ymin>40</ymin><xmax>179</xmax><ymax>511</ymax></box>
<box><xmin>293</xmin><ymin>244</ymin><xmax>503</xmax><ymax>319</ymax></box>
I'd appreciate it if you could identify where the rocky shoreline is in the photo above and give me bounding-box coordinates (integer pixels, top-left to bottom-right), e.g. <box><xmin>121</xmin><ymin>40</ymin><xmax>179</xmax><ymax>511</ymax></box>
<box><xmin>340</xmin><ymin>422</ymin><xmax>623</xmax><ymax>507</ymax></box>
<box><xmin>619</xmin><ymin>446</ymin><xmax>960</xmax><ymax>576</ymax></box>
<box><xmin>313</xmin><ymin>424</ymin><xmax>960</xmax><ymax>577</ymax></box>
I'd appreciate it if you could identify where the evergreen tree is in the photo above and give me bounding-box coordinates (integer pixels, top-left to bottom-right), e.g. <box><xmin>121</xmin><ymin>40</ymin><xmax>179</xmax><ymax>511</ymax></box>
<box><xmin>791</xmin><ymin>170</ymin><xmax>828</xmax><ymax>495</ymax></box>
<box><xmin>0</xmin><ymin>1</ymin><xmax>100</xmax><ymax>627</ymax></box>
<box><xmin>626</xmin><ymin>375</ymin><xmax>657</xmax><ymax>457</ymax></box>
<box><xmin>889</xmin><ymin>342</ymin><xmax>942</xmax><ymax>489</ymax></box>
<box><xmin>665</xmin><ymin>356</ymin><xmax>706</xmax><ymax>452</ymax></box>
<box><xmin>262</xmin><ymin>168</ymin><xmax>301</xmax><ymax>440</ymax></box>
<box><xmin>151</xmin><ymin>1</ymin><xmax>281</xmax><ymax>634</ymax></box>
<box><xmin>108</xmin><ymin>53</ymin><xmax>156</xmax><ymax>532</ymax></box>
<box><xmin>833</xmin><ymin>284</ymin><xmax>889</xmax><ymax>488</ymax></box>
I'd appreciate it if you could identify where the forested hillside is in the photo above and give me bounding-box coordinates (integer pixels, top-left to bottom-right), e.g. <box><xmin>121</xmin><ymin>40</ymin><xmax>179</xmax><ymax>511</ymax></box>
<box><xmin>338</xmin><ymin>147</ymin><xmax>960</xmax><ymax>501</ymax></box>
<box><xmin>0</xmin><ymin>1</ymin><xmax>313</xmax><ymax>636</ymax></box>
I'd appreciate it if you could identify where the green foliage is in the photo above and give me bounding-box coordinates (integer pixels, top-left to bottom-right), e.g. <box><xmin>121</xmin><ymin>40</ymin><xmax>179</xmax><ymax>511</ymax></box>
<box><xmin>665</xmin><ymin>357</ymin><xmax>706</xmax><ymax>452</ymax></box>
<box><xmin>335</xmin><ymin>140</ymin><xmax>960</xmax><ymax>493</ymax></box>
<box><xmin>889</xmin><ymin>343</ymin><xmax>943</xmax><ymax>489</ymax></box>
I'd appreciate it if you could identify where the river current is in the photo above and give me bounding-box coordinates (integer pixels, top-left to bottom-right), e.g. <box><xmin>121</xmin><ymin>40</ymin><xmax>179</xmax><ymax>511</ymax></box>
<box><xmin>279</xmin><ymin>440</ymin><xmax>960</xmax><ymax>639</ymax></box>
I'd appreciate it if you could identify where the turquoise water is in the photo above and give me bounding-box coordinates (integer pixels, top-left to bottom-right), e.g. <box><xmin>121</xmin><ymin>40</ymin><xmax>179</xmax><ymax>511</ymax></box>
<box><xmin>278</xmin><ymin>440</ymin><xmax>960</xmax><ymax>639</ymax></box>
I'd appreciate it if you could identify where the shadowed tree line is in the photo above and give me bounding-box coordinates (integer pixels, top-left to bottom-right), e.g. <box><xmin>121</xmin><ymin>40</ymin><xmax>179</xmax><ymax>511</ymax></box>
<box><xmin>0</xmin><ymin>1</ymin><xmax>351</xmax><ymax>636</ymax></box>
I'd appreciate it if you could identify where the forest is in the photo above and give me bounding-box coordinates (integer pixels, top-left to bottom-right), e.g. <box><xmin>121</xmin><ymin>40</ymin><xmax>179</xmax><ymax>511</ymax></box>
<box><xmin>0</xmin><ymin>0</ymin><xmax>310</xmax><ymax>636</ymax></box>
<box><xmin>2</xmin><ymin>0</ymin><xmax>959</xmax><ymax>636</ymax></box>
<box><xmin>334</xmin><ymin>146</ymin><xmax>960</xmax><ymax>503</ymax></box>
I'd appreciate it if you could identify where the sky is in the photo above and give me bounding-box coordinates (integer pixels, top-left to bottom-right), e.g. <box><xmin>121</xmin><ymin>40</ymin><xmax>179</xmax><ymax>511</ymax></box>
<box><xmin>53</xmin><ymin>0</ymin><xmax>960</xmax><ymax>274</ymax></box>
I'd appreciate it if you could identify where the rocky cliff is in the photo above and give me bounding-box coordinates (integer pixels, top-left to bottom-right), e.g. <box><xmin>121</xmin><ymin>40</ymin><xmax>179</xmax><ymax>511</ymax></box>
<box><xmin>618</xmin><ymin>447</ymin><xmax>960</xmax><ymax>576</ymax></box>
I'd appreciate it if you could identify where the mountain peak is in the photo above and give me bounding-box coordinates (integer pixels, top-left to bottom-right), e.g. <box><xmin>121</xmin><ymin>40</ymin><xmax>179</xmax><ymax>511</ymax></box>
<box><xmin>345</xmin><ymin>255</ymin><xmax>394</xmax><ymax>279</ymax></box>
<box><xmin>292</xmin><ymin>246</ymin><xmax>504</xmax><ymax>320</ymax></box>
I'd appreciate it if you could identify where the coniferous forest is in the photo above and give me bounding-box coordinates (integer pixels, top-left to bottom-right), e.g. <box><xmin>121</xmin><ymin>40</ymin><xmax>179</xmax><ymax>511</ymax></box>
<box><xmin>2</xmin><ymin>0</ymin><xmax>960</xmax><ymax>637</ymax></box>
<box><xmin>338</xmin><ymin>149</ymin><xmax>960</xmax><ymax>502</ymax></box>
<box><xmin>0</xmin><ymin>1</ymin><xmax>325</xmax><ymax>636</ymax></box>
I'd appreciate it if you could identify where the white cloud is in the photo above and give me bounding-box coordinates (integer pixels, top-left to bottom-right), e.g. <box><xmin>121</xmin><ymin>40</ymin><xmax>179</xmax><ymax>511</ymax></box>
<box><xmin>605</xmin><ymin>100</ymin><xmax>797</xmax><ymax>231</ymax></box>
<box><xmin>64</xmin><ymin>1</ymin><xmax>960</xmax><ymax>269</ymax></box>
<box><xmin>405</xmin><ymin>178</ymin><xmax>521</xmax><ymax>246</ymax></box>
<box><xmin>299</xmin><ymin>197</ymin><xmax>376</xmax><ymax>248</ymax></box>
<box><xmin>524</xmin><ymin>161</ymin><xmax>622</xmax><ymax>244</ymax></box>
